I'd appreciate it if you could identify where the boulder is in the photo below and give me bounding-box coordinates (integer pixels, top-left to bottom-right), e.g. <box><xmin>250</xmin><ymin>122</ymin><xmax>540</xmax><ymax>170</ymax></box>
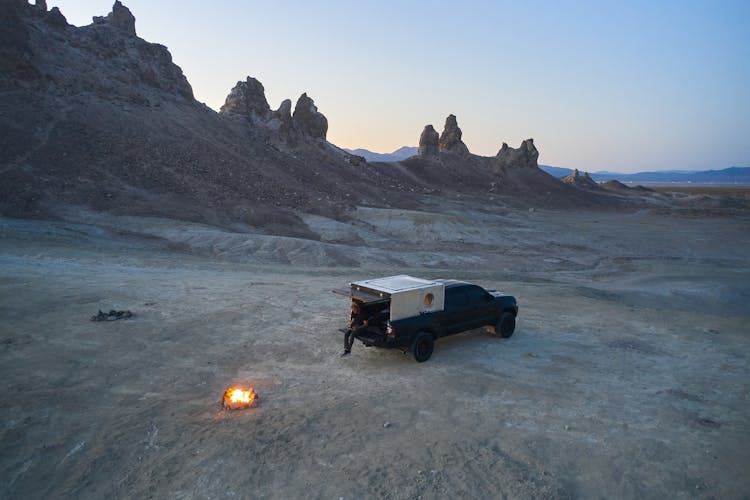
<box><xmin>438</xmin><ymin>114</ymin><xmax>469</xmax><ymax>154</ymax></box>
<box><xmin>100</xmin><ymin>1</ymin><xmax>136</xmax><ymax>35</ymax></box>
<box><xmin>495</xmin><ymin>139</ymin><xmax>539</xmax><ymax>169</ymax></box>
<box><xmin>347</xmin><ymin>154</ymin><xmax>366</xmax><ymax>166</ymax></box>
<box><xmin>417</xmin><ymin>125</ymin><xmax>439</xmax><ymax>157</ymax></box>
<box><xmin>35</xmin><ymin>0</ymin><xmax>47</xmax><ymax>12</ymax></box>
<box><xmin>292</xmin><ymin>93</ymin><xmax>327</xmax><ymax>140</ymax></box>
<box><xmin>220</xmin><ymin>76</ymin><xmax>271</xmax><ymax>122</ymax></box>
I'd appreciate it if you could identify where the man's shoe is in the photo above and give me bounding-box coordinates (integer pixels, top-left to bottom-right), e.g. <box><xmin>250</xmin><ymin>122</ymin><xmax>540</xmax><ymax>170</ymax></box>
<box><xmin>341</xmin><ymin>350</ymin><xmax>351</xmax><ymax>357</ymax></box>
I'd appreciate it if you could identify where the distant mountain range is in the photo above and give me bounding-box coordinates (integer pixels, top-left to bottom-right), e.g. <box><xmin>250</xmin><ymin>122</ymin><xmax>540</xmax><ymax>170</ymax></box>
<box><xmin>343</xmin><ymin>146</ymin><xmax>418</xmax><ymax>162</ymax></box>
<box><xmin>539</xmin><ymin>165</ymin><xmax>750</xmax><ymax>184</ymax></box>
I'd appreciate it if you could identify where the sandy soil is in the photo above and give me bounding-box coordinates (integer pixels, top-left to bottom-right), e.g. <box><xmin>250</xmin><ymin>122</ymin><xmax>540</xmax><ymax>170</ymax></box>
<box><xmin>1</xmin><ymin>203</ymin><xmax>749</xmax><ymax>499</ymax></box>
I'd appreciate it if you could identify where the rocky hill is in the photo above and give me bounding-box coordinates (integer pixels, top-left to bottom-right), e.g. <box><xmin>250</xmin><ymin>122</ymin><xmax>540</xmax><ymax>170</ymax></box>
<box><xmin>401</xmin><ymin>115</ymin><xmax>609</xmax><ymax>207</ymax></box>
<box><xmin>561</xmin><ymin>169</ymin><xmax>600</xmax><ymax>189</ymax></box>
<box><xmin>1</xmin><ymin>1</ymin><xmax>620</xmax><ymax>233</ymax></box>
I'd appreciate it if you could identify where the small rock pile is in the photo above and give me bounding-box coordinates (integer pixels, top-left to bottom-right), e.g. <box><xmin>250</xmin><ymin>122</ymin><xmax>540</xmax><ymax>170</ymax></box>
<box><xmin>91</xmin><ymin>309</ymin><xmax>133</xmax><ymax>321</ymax></box>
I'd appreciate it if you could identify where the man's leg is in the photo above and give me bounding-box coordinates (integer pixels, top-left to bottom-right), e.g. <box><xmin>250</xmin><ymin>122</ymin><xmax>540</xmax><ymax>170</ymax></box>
<box><xmin>342</xmin><ymin>328</ymin><xmax>353</xmax><ymax>355</ymax></box>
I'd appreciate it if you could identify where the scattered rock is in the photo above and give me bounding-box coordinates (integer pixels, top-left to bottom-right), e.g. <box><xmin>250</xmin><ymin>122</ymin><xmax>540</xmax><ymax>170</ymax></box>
<box><xmin>665</xmin><ymin>389</ymin><xmax>703</xmax><ymax>403</ymax></box>
<box><xmin>696</xmin><ymin>417</ymin><xmax>721</xmax><ymax>428</ymax></box>
<box><xmin>347</xmin><ymin>154</ymin><xmax>366</xmax><ymax>166</ymax></box>
<box><xmin>2</xmin><ymin>334</ymin><xmax>32</xmax><ymax>346</ymax></box>
<box><xmin>607</xmin><ymin>338</ymin><xmax>661</xmax><ymax>355</ymax></box>
<box><xmin>383</xmin><ymin>421</ymin><xmax>391</xmax><ymax>428</ymax></box>
<box><xmin>496</xmin><ymin>139</ymin><xmax>539</xmax><ymax>169</ymax></box>
<box><xmin>418</xmin><ymin>125</ymin><xmax>440</xmax><ymax>157</ymax></box>
<box><xmin>438</xmin><ymin>114</ymin><xmax>469</xmax><ymax>154</ymax></box>
<box><xmin>91</xmin><ymin>309</ymin><xmax>133</xmax><ymax>321</ymax></box>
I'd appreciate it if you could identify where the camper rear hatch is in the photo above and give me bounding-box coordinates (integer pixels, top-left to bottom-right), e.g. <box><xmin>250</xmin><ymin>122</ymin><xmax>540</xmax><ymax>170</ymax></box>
<box><xmin>331</xmin><ymin>286</ymin><xmax>390</xmax><ymax>305</ymax></box>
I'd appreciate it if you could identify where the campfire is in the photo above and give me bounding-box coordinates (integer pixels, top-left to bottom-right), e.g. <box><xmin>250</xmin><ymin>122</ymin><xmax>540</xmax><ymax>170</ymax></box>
<box><xmin>222</xmin><ymin>387</ymin><xmax>257</xmax><ymax>410</ymax></box>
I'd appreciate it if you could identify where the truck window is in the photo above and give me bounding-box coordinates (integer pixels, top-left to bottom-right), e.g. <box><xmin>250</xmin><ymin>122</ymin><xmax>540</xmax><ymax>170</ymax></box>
<box><xmin>445</xmin><ymin>287</ymin><xmax>468</xmax><ymax>311</ymax></box>
<box><xmin>466</xmin><ymin>286</ymin><xmax>490</xmax><ymax>304</ymax></box>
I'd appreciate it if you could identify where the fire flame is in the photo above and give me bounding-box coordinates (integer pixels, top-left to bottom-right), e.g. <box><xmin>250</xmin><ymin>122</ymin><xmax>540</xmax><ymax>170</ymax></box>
<box><xmin>223</xmin><ymin>386</ymin><xmax>256</xmax><ymax>410</ymax></box>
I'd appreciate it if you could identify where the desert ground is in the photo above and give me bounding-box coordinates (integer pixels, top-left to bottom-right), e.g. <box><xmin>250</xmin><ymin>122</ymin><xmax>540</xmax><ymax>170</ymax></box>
<box><xmin>1</xmin><ymin>198</ymin><xmax>749</xmax><ymax>499</ymax></box>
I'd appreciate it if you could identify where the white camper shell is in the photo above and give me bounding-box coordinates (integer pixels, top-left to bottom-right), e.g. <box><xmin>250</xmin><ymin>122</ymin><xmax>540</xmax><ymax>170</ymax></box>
<box><xmin>346</xmin><ymin>275</ymin><xmax>445</xmax><ymax>321</ymax></box>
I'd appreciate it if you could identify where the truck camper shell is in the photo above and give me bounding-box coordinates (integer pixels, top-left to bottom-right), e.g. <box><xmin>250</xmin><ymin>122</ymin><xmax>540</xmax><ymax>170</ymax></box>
<box><xmin>332</xmin><ymin>274</ymin><xmax>445</xmax><ymax>321</ymax></box>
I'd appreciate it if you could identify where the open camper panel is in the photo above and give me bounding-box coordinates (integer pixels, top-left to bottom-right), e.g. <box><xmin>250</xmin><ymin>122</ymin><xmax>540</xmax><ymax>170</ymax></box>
<box><xmin>333</xmin><ymin>275</ymin><xmax>445</xmax><ymax>321</ymax></box>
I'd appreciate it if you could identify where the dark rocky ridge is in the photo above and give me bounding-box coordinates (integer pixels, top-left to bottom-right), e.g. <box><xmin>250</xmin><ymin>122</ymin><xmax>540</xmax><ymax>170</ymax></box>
<box><xmin>0</xmin><ymin>1</ymin><xmax>623</xmax><ymax>234</ymax></box>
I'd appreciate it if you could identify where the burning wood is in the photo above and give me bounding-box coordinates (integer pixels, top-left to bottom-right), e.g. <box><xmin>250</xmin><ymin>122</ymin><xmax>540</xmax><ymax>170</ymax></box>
<box><xmin>222</xmin><ymin>387</ymin><xmax>257</xmax><ymax>410</ymax></box>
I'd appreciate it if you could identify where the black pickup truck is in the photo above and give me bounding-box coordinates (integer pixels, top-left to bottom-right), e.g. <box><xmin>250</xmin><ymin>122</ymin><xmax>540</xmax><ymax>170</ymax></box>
<box><xmin>335</xmin><ymin>278</ymin><xmax>518</xmax><ymax>362</ymax></box>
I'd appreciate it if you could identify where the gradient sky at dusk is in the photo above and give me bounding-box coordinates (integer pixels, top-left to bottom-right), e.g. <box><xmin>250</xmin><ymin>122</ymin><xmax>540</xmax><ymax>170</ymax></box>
<box><xmin>52</xmin><ymin>0</ymin><xmax>749</xmax><ymax>172</ymax></box>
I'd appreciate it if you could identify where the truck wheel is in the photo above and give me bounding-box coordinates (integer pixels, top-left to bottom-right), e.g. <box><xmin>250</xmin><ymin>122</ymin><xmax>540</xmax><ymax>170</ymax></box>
<box><xmin>497</xmin><ymin>313</ymin><xmax>515</xmax><ymax>338</ymax></box>
<box><xmin>411</xmin><ymin>331</ymin><xmax>434</xmax><ymax>362</ymax></box>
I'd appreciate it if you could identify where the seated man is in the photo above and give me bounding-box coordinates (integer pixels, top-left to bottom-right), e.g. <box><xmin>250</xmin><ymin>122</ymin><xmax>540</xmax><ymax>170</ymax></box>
<box><xmin>342</xmin><ymin>302</ymin><xmax>369</xmax><ymax>357</ymax></box>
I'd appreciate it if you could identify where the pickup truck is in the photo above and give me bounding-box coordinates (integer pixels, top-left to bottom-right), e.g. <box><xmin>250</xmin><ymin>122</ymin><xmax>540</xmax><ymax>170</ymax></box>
<box><xmin>333</xmin><ymin>275</ymin><xmax>518</xmax><ymax>362</ymax></box>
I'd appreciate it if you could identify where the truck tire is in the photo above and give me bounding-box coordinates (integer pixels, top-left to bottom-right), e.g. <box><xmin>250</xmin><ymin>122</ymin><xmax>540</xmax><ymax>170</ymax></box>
<box><xmin>411</xmin><ymin>331</ymin><xmax>434</xmax><ymax>362</ymax></box>
<box><xmin>497</xmin><ymin>313</ymin><xmax>515</xmax><ymax>338</ymax></box>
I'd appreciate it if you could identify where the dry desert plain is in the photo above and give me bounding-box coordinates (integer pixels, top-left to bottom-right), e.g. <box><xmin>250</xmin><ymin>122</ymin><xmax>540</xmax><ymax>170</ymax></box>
<box><xmin>1</xmin><ymin>195</ymin><xmax>749</xmax><ymax>499</ymax></box>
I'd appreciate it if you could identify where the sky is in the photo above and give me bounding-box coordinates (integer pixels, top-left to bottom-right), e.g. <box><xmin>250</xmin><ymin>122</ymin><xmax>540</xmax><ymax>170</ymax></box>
<box><xmin>51</xmin><ymin>0</ymin><xmax>750</xmax><ymax>172</ymax></box>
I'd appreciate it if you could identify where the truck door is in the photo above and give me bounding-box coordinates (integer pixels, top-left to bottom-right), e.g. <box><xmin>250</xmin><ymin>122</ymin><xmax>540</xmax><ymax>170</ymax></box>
<box><xmin>464</xmin><ymin>285</ymin><xmax>496</xmax><ymax>329</ymax></box>
<box><xmin>442</xmin><ymin>286</ymin><xmax>470</xmax><ymax>334</ymax></box>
